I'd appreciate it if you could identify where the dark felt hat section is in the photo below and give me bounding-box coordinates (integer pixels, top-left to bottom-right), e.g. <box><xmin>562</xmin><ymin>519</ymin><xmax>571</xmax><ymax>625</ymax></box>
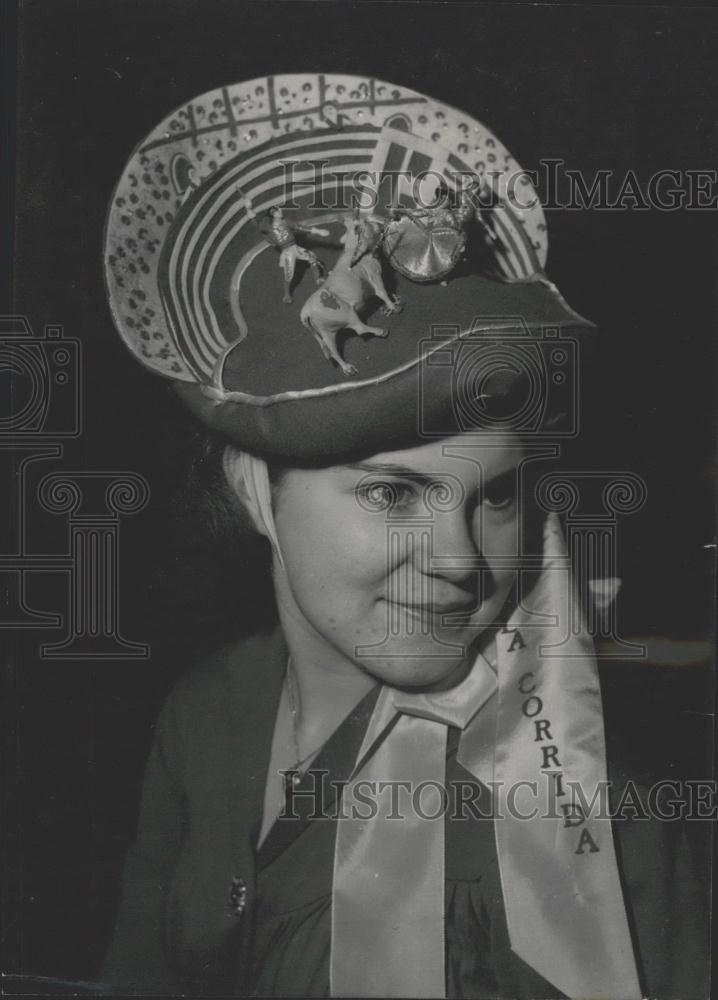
<box><xmin>176</xmin><ymin>252</ymin><xmax>593</xmax><ymax>460</ymax></box>
<box><xmin>225</xmin><ymin>233</ymin><xmax>585</xmax><ymax>393</ymax></box>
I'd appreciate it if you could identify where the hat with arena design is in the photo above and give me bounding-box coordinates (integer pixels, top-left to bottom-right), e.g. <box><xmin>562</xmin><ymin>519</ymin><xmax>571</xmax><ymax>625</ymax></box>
<box><xmin>104</xmin><ymin>73</ymin><xmax>594</xmax><ymax>460</ymax></box>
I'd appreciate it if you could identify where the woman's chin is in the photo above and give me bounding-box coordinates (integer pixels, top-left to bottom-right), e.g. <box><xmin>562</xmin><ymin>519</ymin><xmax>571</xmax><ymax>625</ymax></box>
<box><xmin>354</xmin><ymin>634</ymin><xmax>475</xmax><ymax>689</ymax></box>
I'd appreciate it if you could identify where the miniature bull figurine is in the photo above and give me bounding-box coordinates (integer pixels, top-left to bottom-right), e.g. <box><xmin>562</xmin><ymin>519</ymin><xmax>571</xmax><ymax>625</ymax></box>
<box><xmin>300</xmin><ymin>216</ymin><xmax>402</xmax><ymax>376</ymax></box>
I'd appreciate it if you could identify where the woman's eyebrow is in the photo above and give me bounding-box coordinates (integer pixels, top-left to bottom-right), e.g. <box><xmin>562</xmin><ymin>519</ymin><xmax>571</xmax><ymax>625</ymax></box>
<box><xmin>346</xmin><ymin>461</ymin><xmax>519</xmax><ymax>484</ymax></box>
<box><xmin>345</xmin><ymin>461</ymin><xmax>434</xmax><ymax>483</ymax></box>
<box><xmin>483</xmin><ymin>467</ymin><xmax>517</xmax><ymax>487</ymax></box>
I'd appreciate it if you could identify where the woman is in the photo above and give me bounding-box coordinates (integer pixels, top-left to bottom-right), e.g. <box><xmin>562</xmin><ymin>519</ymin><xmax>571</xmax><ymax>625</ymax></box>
<box><xmin>101</xmin><ymin>73</ymin><xmax>708</xmax><ymax>998</ymax></box>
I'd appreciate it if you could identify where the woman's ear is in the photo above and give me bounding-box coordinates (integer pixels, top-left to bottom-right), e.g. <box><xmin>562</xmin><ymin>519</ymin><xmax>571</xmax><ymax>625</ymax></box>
<box><xmin>222</xmin><ymin>445</ymin><xmax>269</xmax><ymax>539</ymax></box>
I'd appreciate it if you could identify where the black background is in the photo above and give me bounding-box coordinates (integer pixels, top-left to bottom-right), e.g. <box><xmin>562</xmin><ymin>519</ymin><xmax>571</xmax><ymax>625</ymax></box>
<box><xmin>4</xmin><ymin>0</ymin><xmax>717</xmax><ymax>992</ymax></box>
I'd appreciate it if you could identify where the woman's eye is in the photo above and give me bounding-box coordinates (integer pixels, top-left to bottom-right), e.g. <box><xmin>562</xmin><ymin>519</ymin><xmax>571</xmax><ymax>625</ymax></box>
<box><xmin>356</xmin><ymin>480</ymin><xmax>417</xmax><ymax>512</ymax></box>
<box><xmin>482</xmin><ymin>473</ymin><xmax>517</xmax><ymax>511</ymax></box>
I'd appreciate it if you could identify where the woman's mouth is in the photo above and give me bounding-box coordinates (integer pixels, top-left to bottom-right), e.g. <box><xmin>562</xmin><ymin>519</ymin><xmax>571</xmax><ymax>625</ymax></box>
<box><xmin>385</xmin><ymin>599</ymin><xmax>478</xmax><ymax>621</ymax></box>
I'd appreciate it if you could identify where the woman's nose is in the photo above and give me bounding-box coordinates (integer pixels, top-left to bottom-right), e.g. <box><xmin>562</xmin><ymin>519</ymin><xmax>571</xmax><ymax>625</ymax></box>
<box><xmin>420</xmin><ymin>508</ymin><xmax>481</xmax><ymax>587</ymax></box>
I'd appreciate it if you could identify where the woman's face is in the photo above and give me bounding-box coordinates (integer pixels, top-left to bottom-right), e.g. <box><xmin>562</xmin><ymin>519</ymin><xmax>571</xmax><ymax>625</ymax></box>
<box><xmin>269</xmin><ymin>431</ymin><xmax>524</xmax><ymax>689</ymax></box>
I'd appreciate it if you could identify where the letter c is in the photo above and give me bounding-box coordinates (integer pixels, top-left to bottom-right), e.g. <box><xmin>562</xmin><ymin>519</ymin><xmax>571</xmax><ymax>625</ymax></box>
<box><xmin>518</xmin><ymin>671</ymin><xmax>536</xmax><ymax>694</ymax></box>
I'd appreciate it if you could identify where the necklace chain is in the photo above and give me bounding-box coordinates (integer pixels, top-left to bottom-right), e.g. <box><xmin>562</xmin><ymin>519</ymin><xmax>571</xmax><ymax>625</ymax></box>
<box><xmin>285</xmin><ymin>658</ymin><xmax>324</xmax><ymax>779</ymax></box>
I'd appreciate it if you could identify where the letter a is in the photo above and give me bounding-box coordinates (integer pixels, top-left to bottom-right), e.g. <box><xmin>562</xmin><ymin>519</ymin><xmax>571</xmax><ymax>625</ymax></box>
<box><xmin>575</xmin><ymin>828</ymin><xmax>600</xmax><ymax>854</ymax></box>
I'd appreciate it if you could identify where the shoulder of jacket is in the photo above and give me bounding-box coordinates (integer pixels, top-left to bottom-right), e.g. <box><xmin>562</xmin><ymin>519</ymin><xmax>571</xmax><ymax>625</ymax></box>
<box><xmin>599</xmin><ymin>658</ymin><xmax>711</xmax><ymax>787</ymax></box>
<box><xmin>162</xmin><ymin>626</ymin><xmax>285</xmax><ymax>727</ymax></box>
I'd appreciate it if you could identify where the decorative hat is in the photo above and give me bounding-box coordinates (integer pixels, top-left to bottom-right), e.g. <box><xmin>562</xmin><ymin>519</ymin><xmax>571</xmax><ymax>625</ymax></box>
<box><xmin>104</xmin><ymin>74</ymin><xmax>593</xmax><ymax>459</ymax></box>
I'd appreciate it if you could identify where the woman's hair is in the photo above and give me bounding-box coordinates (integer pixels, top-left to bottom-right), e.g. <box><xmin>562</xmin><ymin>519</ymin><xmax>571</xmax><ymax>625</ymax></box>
<box><xmin>185</xmin><ymin>432</ymin><xmax>253</xmax><ymax>536</ymax></box>
<box><xmin>156</xmin><ymin>430</ymin><xmax>280</xmax><ymax>649</ymax></box>
<box><xmin>182</xmin><ymin>432</ymin><xmax>288</xmax><ymax>534</ymax></box>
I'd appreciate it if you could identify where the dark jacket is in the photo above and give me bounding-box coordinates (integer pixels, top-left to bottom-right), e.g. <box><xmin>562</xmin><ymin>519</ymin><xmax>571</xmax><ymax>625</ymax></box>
<box><xmin>100</xmin><ymin>628</ymin><xmax>710</xmax><ymax>998</ymax></box>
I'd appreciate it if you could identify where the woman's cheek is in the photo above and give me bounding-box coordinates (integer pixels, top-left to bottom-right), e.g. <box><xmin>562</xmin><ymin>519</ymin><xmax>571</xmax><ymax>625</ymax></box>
<box><xmin>289</xmin><ymin>521</ymin><xmax>388</xmax><ymax>605</ymax></box>
<box><xmin>480</xmin><ymin>509</ymin><xmax>520</xmax><ymax>557</ymax></box>
<box><xmin>329</xmin><ymin>510</ymin><xmax>395</xmax><ymax>573</ymax></box>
